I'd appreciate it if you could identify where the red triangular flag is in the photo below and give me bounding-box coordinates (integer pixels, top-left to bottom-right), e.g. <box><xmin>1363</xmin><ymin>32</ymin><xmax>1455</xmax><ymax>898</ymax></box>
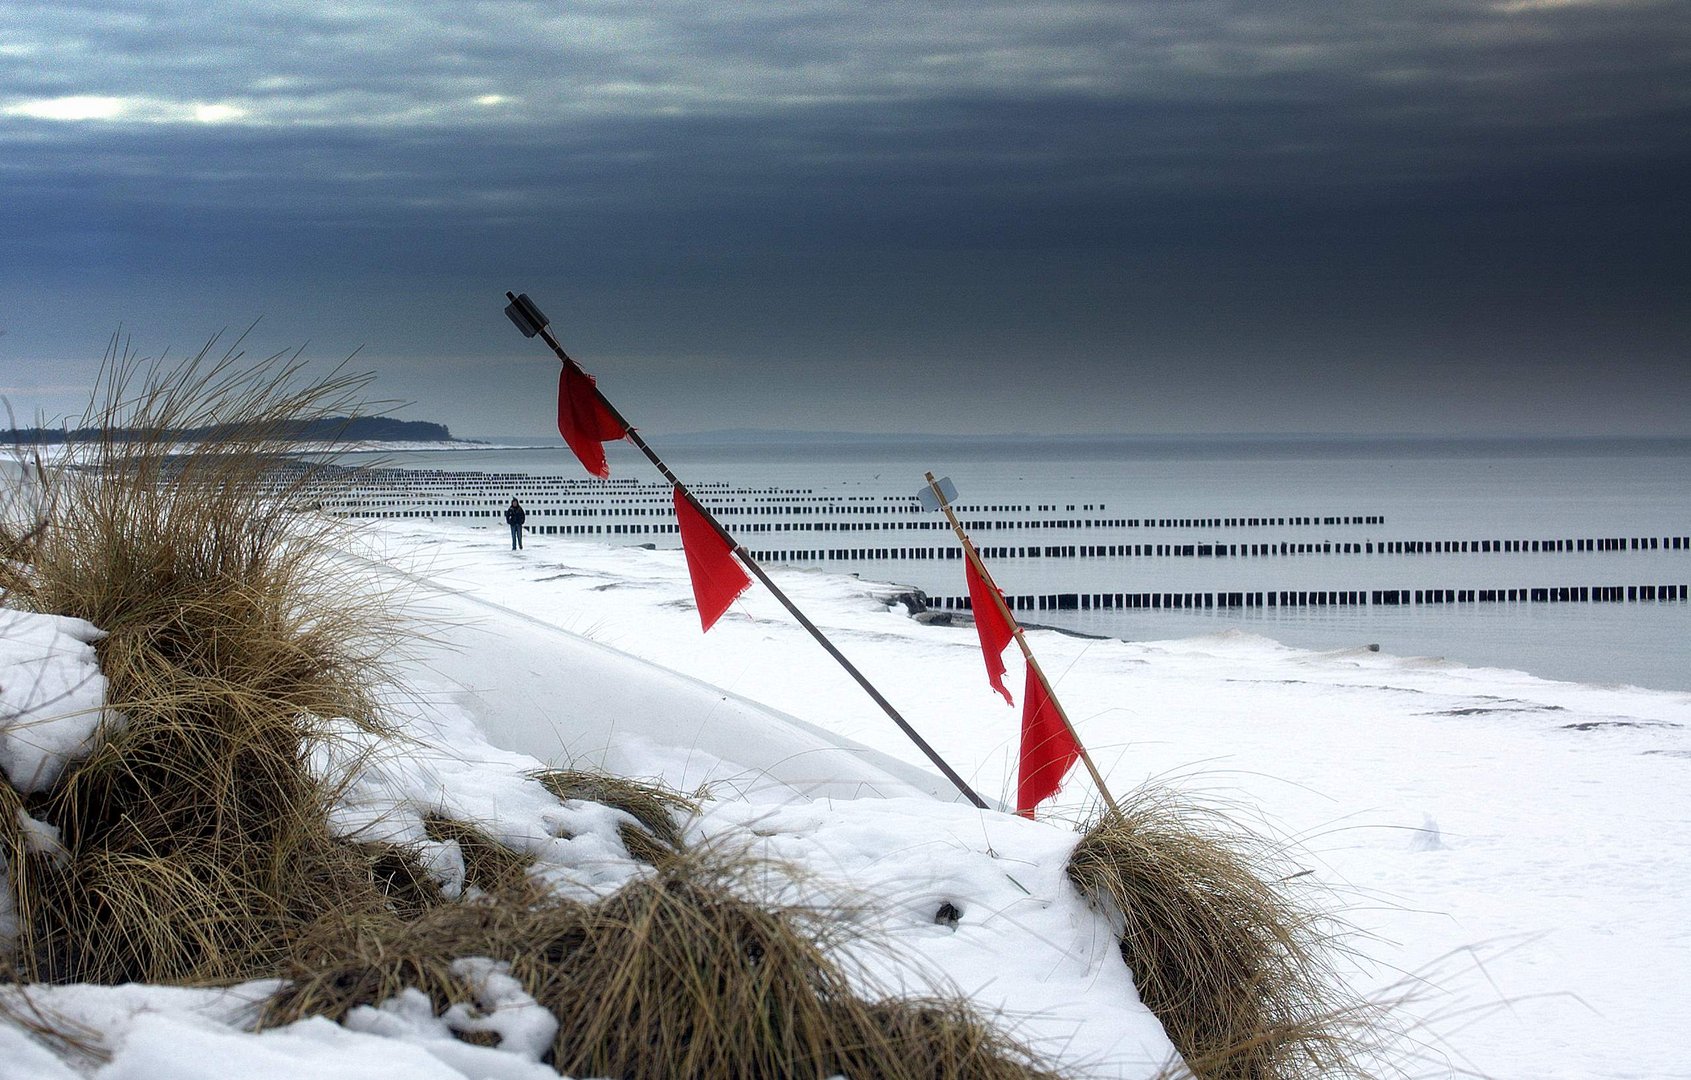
<box><xmin>674</xmin><ymin>486</ymin><xmax>751</xmax><ymax>631</ymax></box>
<box><xmin>965</xmin><ymin>557</ymin><xmax>1014</xmax><ymax>704</ymax></box>
<box><xmin>1017</xmin><ymin>666</ymin><xmax>1081</xmax><ymax>817</ymax></box>
<box><xmin>557</xmin><ymin>361</ymin><xmax>627</xmax><ymax>479</ymax></box>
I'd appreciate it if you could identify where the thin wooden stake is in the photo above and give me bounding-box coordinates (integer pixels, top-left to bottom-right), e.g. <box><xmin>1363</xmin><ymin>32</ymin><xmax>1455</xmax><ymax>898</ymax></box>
<box><xmin>923</xmin><ymin>471</ymin><xmax>1124</xmax><ymax>820</ymax></box>
<box><xmin>505</xmin><ymin>293</ymin><xmax>989</xmax><ymax>809</ymax></box>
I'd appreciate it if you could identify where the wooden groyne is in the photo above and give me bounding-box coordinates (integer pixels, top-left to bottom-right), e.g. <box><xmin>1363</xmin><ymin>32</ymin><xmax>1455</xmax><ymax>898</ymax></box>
<box><xmin>303</xmin><ymin>464</ymin><xmax>1392</xmax><ymax>535</ymax></box>
<box><xmin>928</xmin><ymin>585</ymin><xmax>1691</xmax><ymax>612</ymax></box>
<box><xmin>293</xmin><ymin>466</ymin><xmax>1689</xmax><ymax>619</ymax></box>
<box><xmin>297</xmin><ymin>470</ymin><xmax>1686</xmax><ymax>559</ymax></box>
<box><xmin>735</xmin><ymin>536</ymin><xmax>1691</xmax><ymax>563</ymax></box>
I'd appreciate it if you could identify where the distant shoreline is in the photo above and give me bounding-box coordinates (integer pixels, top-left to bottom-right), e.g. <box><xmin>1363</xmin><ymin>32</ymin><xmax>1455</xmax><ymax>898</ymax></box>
<box><xmin>2</xmin><ymin>416</ymin><xmax>463</xmax><ymax>446</ymax></box>
<box><xmin>452</xmin><ymin>431</ymin><xmax>1691</xmax><ymax>461</ymax></box>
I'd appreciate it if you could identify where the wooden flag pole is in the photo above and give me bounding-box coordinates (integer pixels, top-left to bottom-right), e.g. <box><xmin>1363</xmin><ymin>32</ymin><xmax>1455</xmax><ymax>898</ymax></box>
<box><xmin>504</xmin><ymin>292</ymin><xmax>990</xmax><ymax>810</ymax></box>
<box><xmin>923</xmin><ymin>472</ymin><xmax>1124</xmax><ymax>819</ymax></box>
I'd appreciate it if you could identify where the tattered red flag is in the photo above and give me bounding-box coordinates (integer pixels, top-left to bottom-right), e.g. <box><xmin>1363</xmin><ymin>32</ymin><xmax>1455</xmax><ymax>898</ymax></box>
<box><xmin>965</xmin><ymin>557</ymin><xmax>1014</xmax><ymax>704</ymax></box>
<box><xmin>673</xmin><ymin>486</ymin><xmax>752</xmax><ymax>631</ymax></box>
<box><xmin>557</xmin><ymin>361</ymin><xmax>627</xmax><ymax>479</ymax></box>
<box><xmin>1016</xmin><ymin>666</ymin><xmax>1081</xmax><ymax>817</ymax></box>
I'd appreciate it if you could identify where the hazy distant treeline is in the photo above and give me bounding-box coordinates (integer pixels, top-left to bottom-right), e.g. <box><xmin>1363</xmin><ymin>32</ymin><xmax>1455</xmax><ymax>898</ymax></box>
<box><xmin>1</xmin><ymin>416</ymin><xmax>454</xmax><ymax>445</ymax></box>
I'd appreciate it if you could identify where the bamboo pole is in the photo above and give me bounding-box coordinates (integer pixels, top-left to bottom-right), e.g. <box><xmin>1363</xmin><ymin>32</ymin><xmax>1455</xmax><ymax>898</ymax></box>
<box><xmin>505</xmin><ymin>293</ymin><xmax>990</xmax><ymax>810</ymax></box>
<box><xmin>923</xmin><ymin>471</ymin><xmax>1124</xmax><ymax>819</ymax></box>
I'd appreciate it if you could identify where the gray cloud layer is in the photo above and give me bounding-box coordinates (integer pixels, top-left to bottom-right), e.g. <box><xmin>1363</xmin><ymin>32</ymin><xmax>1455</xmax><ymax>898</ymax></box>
<box><xmin>2</xmin><ymin>0</ymin><xmax>1686</xmax><ymax>434</ymax></box>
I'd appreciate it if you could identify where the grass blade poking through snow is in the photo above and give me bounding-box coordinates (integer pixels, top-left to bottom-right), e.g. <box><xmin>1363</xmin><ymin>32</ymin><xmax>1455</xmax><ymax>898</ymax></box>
<box><xmin>532</xmin><ymin>767</ymin><xmax>699</xmax><ymax>865</ymax></box>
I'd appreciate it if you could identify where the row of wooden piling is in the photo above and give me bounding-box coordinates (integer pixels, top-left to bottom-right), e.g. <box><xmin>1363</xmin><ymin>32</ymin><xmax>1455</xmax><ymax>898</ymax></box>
<box><xmin>928</xmin><ymin>584</ymin><xmax>1691</xmax><ymax>612</ymax></box>
<box><xmin>731</xmin><ymin>537</ymin><xmax>1691</xmax><ymax>563</ymax></box>
<box><xmin>313</xmin><ymin>512</ymin><xmax>1691</xmax><ymax>562</ymax></box>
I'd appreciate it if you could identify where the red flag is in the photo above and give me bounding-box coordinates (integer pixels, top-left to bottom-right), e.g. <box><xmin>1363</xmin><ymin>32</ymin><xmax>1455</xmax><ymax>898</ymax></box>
<box><xmin>673</xmin><ymin>486</ymin><xmax>751</xmax><ymax>631</ymax></box>
<box><xmin>557</xmin><ymin>362</ymin><xmax>627</xmax><ymax>478</ymax></box>
<box><xmin>965</xmin><ymin>557</ymin><xmax>1014</xmax><ymax>704</ymax></box>
<box><xmin>1016</xmin><ymin>666</ymin><xmax>1081</xmax><ymax>817</ymax></box>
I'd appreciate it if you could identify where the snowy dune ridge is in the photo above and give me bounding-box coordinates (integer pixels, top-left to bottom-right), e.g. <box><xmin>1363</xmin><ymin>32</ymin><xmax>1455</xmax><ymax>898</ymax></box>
<box><xmin>4</xmin><ymin>511</ymin><xmax>1690</xmax><ymax>1078</ymax></box>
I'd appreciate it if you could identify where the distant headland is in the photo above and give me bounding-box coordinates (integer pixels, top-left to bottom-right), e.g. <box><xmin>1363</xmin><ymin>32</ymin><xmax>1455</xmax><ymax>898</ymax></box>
<box><xmin>2</xmin><ymin>416</ymin><xmax>458</xmax><ymax>445</ymax></box>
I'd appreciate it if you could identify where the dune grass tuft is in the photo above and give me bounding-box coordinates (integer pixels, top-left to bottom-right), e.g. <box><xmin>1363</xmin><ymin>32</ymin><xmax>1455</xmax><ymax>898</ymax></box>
<box><xmin>352</xmin><ymin>840</ymin><xmax>446</xmax><ymax>918</ymax></box>
<box><xmin>532</xmin><ymin>767</ymin><xmax>698</xmax><ymax>864</ymax></box>
<box><xmin>1</xmin><ymin>334</ymin><xmax>401</xmax><ymax>984</ymax></box>
<box><xmin>421</xmin><ymin>814</ymin><xmax>536</xmax><ymax>896</ymax></box>
<box><xmin>1067</xmin><ymin>790</ymin><xmax>1371</xmax><ymax>1080</ymax></box>
<box><xmin>269</xmin><ymin>850</ymin><xmax>1058</xmax><ymax>1080</ymax></box>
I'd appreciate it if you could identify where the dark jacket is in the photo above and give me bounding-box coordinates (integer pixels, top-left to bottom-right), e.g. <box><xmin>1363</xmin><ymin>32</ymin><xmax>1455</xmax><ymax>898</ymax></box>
<box><xmin>505</xmin><ymin>502</ymin><xmax>526</xmax><ymax>526</ymax></box>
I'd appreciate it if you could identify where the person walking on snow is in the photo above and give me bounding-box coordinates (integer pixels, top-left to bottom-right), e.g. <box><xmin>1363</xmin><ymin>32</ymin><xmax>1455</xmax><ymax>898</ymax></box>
<box><xmin>505</xmin><ymin>498</ymin><xmax>527</xmax><ymax>550</ymax></box>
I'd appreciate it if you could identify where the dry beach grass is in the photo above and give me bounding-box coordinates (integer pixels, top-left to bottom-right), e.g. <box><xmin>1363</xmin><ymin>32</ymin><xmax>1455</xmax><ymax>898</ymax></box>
<box><xmin>0</xmin><ymin>336</ymin><xmax>399</xmax><ymax>984</ymax></box>
<box><xmin>1067</xmin><ymin>792</ymin><xmax>1376</xmax><ymax>1080</ymax></box>
<box><xmin>532</xmin><ymin>766</ymin><xmax>700</xmax><ymax>865</ymax></box>
<box><xmin>269</xmin><ymin>851</ymin><xmax>1061</xmax><ymax>1080</ymax></box>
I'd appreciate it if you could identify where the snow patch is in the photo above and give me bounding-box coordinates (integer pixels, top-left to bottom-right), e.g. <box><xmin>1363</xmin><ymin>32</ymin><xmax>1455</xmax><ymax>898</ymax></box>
<box><xmin>0</xmin><ymin>611</ymin><xmax>112</xmax><ymax>794</ymax></box>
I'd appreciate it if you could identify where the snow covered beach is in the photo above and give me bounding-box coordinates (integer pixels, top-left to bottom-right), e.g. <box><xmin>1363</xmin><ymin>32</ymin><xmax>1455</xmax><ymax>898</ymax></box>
<box><xmin>7</xmin><ymin>512</ymin><xmax>1689</xmax><ymax>1077</ymax></box>
<box><xmin>357</xmin><ymin>519</ymin><xmax>1691</xmax><ymax>1078</ymax></box>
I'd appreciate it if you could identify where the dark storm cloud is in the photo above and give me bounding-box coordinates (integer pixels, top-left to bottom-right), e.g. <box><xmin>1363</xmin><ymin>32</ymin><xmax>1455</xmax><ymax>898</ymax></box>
<box><xmin>1</xmin><ymin>1</ymin><xmax>1686</xmax><ymax>434</ymax></box>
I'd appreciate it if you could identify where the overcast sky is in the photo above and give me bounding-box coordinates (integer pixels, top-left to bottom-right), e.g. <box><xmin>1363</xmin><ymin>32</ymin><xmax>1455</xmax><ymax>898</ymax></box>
<box><xmin>2</xmin><ymin>0</ymin><xmax>1687</xmax><ymax>437</ymax></box>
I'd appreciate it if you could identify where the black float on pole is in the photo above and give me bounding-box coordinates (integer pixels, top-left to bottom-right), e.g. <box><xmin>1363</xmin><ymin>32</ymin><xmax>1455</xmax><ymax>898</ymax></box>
<box><xmin>504</xmin><ymin>291</ymin><xmax>990</xmax><ymax>810</ymax></box>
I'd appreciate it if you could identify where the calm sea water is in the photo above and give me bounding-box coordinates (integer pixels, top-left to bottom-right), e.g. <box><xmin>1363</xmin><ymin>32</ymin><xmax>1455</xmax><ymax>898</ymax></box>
<box><xmin>355</xmin><ymin>435</ymin><xmax>1691</xmax><ymax>693</ymax></box>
